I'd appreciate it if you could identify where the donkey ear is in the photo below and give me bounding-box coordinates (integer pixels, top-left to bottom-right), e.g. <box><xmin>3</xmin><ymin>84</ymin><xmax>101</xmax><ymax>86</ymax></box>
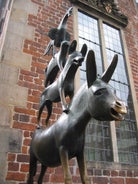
<box><xmin>68</xmin><ymin>40</ymin><xmax>77</xmax><ymax>54</ymax></box>
<box><xmin>80</xmin><ymin>44</ymin><xmax>87</xmax><ymax>57</ymax></box>
<box><xmin>102</xmin><ymin>54</ymin><xmax>118</xmax><ymax>83</ymax></box>
<box><xmin>86</xmin><ymin>50</ymin><xmax>97</xmax><ymax>88</ymax></box>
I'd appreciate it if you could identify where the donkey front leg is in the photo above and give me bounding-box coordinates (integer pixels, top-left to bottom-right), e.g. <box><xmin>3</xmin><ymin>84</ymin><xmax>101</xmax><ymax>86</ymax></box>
<box><xmin>59</xmin><ymin>87</ymin><xmax>69</xmax><ymax>113</ymax></box>
<box><xmin>38</xmin><ymin>164</ymin><xmax>47</xmax><ymax>184</ymax></box>
<box><xmin>77</xmin><ymin>151</ymin><xmax>90</xmax><ymax>184</ymax></box>
<box><xmin>27</xmin><ymin>147</ymin><xmax>37</xmax><ymax>184</ymax></box>
<box><xmin>59</xmin><ymin>146</ymin><xmax>72</xmax><ymax>184</ymax></box>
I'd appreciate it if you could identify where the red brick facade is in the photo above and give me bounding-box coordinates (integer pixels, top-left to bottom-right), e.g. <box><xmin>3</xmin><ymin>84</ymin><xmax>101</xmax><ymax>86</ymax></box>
<box><xmin>118</xmin><ymin>0</ymin><xmax>138</xmax><ymax>102</ymax></box>
<box><xmin>1</xmin><ymin>0</ymin><xmax>138</xmax><ymax>183</ymax></box>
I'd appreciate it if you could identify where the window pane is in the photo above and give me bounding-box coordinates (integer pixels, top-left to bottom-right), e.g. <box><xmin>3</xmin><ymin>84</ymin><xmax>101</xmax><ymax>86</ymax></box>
<box><xmin>78</xmin><ymin>11</ymin><xmax>103</xmax><ymax>81</ymax></box>
<box><xmin>85</xmin><ymin>120</ymin><xmax>113</xmax><ymax>162</ymax></box>
<box><xmin>104</xmin><ymin>25</ymin><xmax>123</xmax><ymax>54</ymax></box>
<box><xmin>78</xmin><ymin>11</ymin><xmax>113</xmax><ymax>162</ymax></box>
<box><xmin>103</xmin><ymin>23</ymin><xmax>138</xmax><ymax>165</ymax></box>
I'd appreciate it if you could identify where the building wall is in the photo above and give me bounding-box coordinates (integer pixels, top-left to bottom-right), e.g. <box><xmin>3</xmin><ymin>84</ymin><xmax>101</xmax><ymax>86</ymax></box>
<box><xmin>118</xmin><ymin>0</ymin><xmax>138</xmax><ymax>118</ymax></box>
<box><xmin>0</xmin><ymin>0</ymin><xmax>137</xmax><ymax>183</ymax></box>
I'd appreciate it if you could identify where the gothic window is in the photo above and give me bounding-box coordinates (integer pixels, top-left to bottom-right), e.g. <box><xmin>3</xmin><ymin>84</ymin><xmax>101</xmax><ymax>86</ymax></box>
<box><xmin>77</xmin><ymin>10</ymin><xmax>138</xmax><ymax>164</ymax></box>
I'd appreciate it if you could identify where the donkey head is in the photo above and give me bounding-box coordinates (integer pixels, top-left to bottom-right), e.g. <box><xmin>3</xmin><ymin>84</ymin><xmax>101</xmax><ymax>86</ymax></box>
<box><xmin>86</xmin><ymin>50</ymin><xmax>127</xmax><ymax>121</ymax></box>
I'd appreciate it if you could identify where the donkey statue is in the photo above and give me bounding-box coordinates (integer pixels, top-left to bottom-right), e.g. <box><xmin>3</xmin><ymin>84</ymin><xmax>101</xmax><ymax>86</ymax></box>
<box><xmin>27</xmin><ymin>50</ymin><xmax>127</xmax><ymax>184</ymax></box>
<box><xmin>38</xmin><ymin>40</ymin><xmax>87</xmax><ymax>124</ymax></box>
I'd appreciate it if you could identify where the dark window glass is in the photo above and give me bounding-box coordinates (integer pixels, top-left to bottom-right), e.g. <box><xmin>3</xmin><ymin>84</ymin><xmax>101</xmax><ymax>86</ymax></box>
<box><xmin>85</xmin><ymin>120</ymin><xmax>113</xmax><ymax>162</ymax></box>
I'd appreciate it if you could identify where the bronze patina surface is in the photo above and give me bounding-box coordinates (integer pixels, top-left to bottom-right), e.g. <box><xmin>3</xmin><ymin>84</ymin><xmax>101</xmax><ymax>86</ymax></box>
<box><xmin>27</xmin><ymin>7</ymin><xmax>127</xmax><ymax>184</ymax></box>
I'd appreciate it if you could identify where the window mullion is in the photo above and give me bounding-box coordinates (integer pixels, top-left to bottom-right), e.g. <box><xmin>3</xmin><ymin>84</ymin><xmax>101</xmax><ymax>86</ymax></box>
<box><xmin>98</xmin><ymin>19</ymin><xmax>107</xmax><ymax>71</ymax></box>
<box><xmin>110</xmin><ymin>121</ymin><xmax>119</xmax><ymax>162</ymax></box>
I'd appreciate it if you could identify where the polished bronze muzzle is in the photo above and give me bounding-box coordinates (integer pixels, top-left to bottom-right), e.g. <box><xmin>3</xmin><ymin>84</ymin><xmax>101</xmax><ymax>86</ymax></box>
<box><xmin>111</xmin><ymin>100</ymin><xmax>127</xmax><ymax>121</ymax></box>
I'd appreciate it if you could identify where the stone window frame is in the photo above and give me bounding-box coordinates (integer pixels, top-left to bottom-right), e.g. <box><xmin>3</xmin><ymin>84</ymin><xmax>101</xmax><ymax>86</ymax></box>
<box><xmin>72</xmin><ymin>4</ymin><xmax>138</xmax><ymax>164</ymax></box>
<box><xmin>0</xmin><ymin>0</ymin><xmax>13</xmax><ymax>58</ymax></box>
<box><xmin>69</xmin><ymin>0</ymin><xmax>128</xmax><ymax>28</ymax></box>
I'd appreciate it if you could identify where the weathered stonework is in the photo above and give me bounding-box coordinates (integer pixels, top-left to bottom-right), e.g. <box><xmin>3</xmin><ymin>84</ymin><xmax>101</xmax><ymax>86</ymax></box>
<box><xmin>0</xmin><ymin>128</ymin><xmax>22</xmax><ymax>184</ymax></box>
<box><xmin>0</xmin><ymin>0</ymin><xmax>38</xmax><ymax>183</ymax></box>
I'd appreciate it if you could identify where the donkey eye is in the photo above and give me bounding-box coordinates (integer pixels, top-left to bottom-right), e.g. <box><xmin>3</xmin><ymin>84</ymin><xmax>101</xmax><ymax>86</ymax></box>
<box><xmin>94</xmin><ymin>88</ymin><xmax>105</xmax><ymax>96</ymax></box>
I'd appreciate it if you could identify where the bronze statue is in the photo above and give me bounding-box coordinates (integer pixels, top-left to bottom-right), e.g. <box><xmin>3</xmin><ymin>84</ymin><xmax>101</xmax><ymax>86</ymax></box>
<box><xmin>43</xmin><ymin>7</ymin><xmax>73</xmax><ymax>56</ymax></box>
<box><xmin>44</xmin><ymin>40</ymin><xmax>79</xmax><ymax>87</ymax></box>
<box><xmin>27</xmin><ymin>50</ymin><xmax>127</xmax><ymax>184</ymax></box>
<box><xmin>44</xmin><ymin>41</ymin><xmax>70</xmax><ymax>87</ymax></box>
<box><xmin>38</xmin><ymin>40</ymin><xmax>87</xmax><ymax>124</ymax></box>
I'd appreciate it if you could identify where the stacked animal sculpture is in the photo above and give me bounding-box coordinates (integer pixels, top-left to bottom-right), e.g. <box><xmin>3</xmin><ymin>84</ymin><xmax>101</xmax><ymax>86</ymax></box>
<box><xmin>38</xmin><ymin>40</ymin><xmax>87</xmax><ymax>124</ymax></box>
<box><xmin>44</xmin><ymin>40</ymin><xmax>70</xmax><ymax>87</ymax></box>
<box><xmin>38</xmin><ymin>7</ymin><xmax>83</xmax><ymax>125</ymax></box>
<box><xmin>27</xmin><ymin>50</ymin><xmax>127</xmax><ymax>184</ymax></box>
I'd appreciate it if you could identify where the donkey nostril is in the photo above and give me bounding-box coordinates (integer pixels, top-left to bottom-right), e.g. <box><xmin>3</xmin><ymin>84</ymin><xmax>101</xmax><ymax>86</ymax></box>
<box><xmin>116</xmin><ymin>101</ymin><xmax>122</xmax><ymax>107</ymax></box>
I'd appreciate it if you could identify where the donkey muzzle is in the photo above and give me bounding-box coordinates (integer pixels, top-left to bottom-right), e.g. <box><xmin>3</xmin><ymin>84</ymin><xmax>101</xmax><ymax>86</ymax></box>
<box><xmin>111</xmin><ymin>100</ymin><xmax>127</xmax><ymax>121</ymax></box>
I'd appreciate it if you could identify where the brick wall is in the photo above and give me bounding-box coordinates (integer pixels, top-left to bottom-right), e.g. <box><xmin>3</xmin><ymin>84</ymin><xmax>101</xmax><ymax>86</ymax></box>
<box><xmin>0</xmin><ymin>0</ymin><xmax>138</xmax><ymax>183</ymax></box>
<box><xmin>118</xmin><ymin>0</ymin><xmax>138</xmax><ymax>103</ymax></box>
